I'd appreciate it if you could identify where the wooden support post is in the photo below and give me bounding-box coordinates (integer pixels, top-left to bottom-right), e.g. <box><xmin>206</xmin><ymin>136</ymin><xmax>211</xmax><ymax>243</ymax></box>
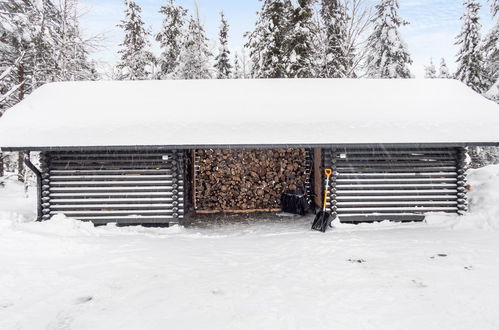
<box><xmin>191</xmin><ymin>150</ymin><xmax>197</xmax><ymax>211</ymax></box>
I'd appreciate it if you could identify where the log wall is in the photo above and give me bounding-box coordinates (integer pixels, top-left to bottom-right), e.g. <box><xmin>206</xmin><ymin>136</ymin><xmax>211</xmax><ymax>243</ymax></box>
<box><xmin>323</xmin><ymin>147</ymin><xmax>468</xmax><ymax>223</ymax></box>
<box><xmin>40</xmin><ymin>150</ymin><xmax>185</xmax><ymax>225</ymax></box>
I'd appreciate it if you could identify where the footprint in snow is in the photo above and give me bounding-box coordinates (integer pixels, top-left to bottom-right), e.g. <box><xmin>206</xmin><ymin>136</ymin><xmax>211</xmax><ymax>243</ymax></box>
<box><xmin>0</xmin><ymin>302</ymin><xmax>13</xmax><ymax>308</ymax></box>
<box><xmin>464</xmin><ymin>266</ymin><xmax>473</xmax><ymax>270</ymax></box>
<box><xmin>75</xmin><ymin>296</ymin><xmax>93</xmax><ymax>304</ymax></box>
<box><xmin>411</xmin><ymin>280</ymin><xmax>428</xmax><ymax>288</ymax></box>
<box><xmin>430</xmin><ymin>254</ymin><xmax>448</xmax><ymax>259</ymax></box>
<box><xmin>211</xmin><ymin>289</ymin><xmax>225</xmax><ymax>296</ymax></box>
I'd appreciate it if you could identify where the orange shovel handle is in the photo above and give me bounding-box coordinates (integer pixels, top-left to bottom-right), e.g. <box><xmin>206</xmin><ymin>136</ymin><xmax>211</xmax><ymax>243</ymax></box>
<box><xmin>323</xmin><ymin>168</ymin><xmax>333</xmax><ymax>210</ymax></box>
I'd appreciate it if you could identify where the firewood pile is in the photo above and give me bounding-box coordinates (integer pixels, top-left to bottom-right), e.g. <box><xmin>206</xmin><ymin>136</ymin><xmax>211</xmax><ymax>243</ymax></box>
<box><xmin>194</xmin><ymin>149</ymin><xmax>309</xmax><ymax>212</ymax></box>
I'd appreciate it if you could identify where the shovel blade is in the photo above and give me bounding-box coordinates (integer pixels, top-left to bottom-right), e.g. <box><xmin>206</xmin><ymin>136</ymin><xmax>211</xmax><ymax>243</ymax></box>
<box><xmin>312</xmin><ymin>211</ymin><xmax>331</xmax><ymax>232</ymax></box>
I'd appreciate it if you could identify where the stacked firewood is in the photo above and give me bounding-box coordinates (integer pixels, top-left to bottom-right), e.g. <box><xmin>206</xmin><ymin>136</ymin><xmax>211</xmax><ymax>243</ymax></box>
<box><xmin>195</xmin><ymin>149</ymin><xmax>308</xmax><ymax>211</ymax></box>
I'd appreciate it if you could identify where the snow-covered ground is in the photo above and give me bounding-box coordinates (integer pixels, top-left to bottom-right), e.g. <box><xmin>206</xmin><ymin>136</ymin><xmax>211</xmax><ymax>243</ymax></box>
<box><xmin>1</xmin><ymin>167</ymin><xmax>499</xmax><ymax>330</ymax></box>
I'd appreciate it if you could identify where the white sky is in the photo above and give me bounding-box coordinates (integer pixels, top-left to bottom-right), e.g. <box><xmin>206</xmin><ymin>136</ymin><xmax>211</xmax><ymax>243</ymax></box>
<box><xmin>78</xmin><ymin>0</ymin><xmax>496</xmax><ymax>78</ymax></box>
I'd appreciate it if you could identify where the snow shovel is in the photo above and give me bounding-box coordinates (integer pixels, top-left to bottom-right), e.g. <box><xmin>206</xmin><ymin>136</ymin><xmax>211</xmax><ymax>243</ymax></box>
<box><xmin>312</xmin><ymin>168</ymin><xmax>333</xmax><ymax>232</ymax></box>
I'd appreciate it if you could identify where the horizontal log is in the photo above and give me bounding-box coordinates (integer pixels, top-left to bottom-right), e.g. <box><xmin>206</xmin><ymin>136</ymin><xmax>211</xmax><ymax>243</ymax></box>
<box><xmin>336</xmin><ymin>195</ymin><xmax>458</xmax><ymax>201</ymax></box>
<box><xmin>49</xmin><ymin>191</ymin><xmax>178</xmax><ymax>198</ymax></box>
<box><xmin>336</xmin><ymin>207</ymin><xmax>458</xmax><ymax>213</ymax></box>
<box><xmin>50</xmin><ymin>209</ymin><xmax>183</xmax><ymax>216</ymax></box>
<box><xmin>335</xmin><ymin>178</ymin><xmax>457</xmax><ymax>184</ymax></box>
<box><xmin>49</xmin><ymin>169</ymin><xmax>174</xmax><ymax>175</ymax></box>
<box><xmin>49</xmin><ymin>175</ymin><xmax>177</xmax><ymax>182</ymax></box>
<box><xmin>338</xmin><ymin>214</ymin><xmax>426</xmax><ymax>222</ymax></box>
<box><xmin>337</xmin><ymin>172</ymin><xmax>458</xmax><ymax>178</ymax></box>
<box><xmin>50</xmin><ymin>203</ymin><xmax>183</xmax><ymax>211</ymax></box>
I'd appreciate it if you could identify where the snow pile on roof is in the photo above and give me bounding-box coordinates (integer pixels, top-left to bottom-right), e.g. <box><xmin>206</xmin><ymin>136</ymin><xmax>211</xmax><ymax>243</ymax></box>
<box><xmin>0</xmin><ymin>78</ymin><xmax>498</xmax><ymax>149</ymax></box>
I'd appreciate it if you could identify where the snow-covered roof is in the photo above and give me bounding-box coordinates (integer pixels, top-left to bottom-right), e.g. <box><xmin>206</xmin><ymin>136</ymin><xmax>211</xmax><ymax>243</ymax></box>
<box><xmin>1</xmin><ymin>78</ymin><xmax>499</xmax><ymax>150</ymax></box>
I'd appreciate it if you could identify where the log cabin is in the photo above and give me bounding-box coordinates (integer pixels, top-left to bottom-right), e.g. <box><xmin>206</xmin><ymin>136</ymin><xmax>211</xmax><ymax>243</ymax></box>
<box><xmin>0</xmin><ymin>79</ymin><xmax>498</xmax><ymax>226</ymax></box>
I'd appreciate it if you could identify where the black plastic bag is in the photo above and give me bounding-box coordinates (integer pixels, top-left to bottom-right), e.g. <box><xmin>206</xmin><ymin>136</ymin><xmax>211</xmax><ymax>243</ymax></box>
<box><xmin>280</xmin><ymin>190</ymin><xmax>309</xmax><ymax>216</ymax></box>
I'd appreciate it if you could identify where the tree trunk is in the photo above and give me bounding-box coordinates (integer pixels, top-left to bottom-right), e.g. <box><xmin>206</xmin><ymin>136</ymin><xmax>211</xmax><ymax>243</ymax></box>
<box><xmin>17</xmin><ymin>152</ymin><xmax>25</xmax><ymax>183</ymax></box>
<box><xmin>0</xmin><ymin>152</ymin><xmax>4</xmax><ymax>177</ymax></box>
<box><xmin>17</xmin><ymin>64</ymin><xmax>25</xmax><ymax>182</ymax></box>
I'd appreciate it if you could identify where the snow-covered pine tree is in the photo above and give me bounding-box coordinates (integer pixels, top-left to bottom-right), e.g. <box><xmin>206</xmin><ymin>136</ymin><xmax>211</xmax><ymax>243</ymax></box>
<box><xmin>174</xmin><ymin>11</ymin><xmax>213</xmax><ymax>80</ymax></box>
<box><xmin>287</xmin><ymin>0</ymin><xmax>315</xmax><ymax>78</ymax></box>
<box><xmin>364</xmin><ymin>0</ymin><xmax>412</xmax><ymax>78</ymax></box>
<box><xmin>320</xmin><ymin>0</ymin><xmax>350</xmax><ymax>78</ymax></box>
<box><xmin>455</xmin><ymin>0</ymin><xmax>488</xmax><ymax>93</ymax></box>
<box><xmin>424</xmin><ymin>59</ymin><xmax>436</xmax><ymax>78</ymax></box>
<box><xmin>55</xmin><ymin>0</ymin><xmax>98</xmax><ymax>81</ymax></box>
<box><xmin>491</xmin><ymin>0</ymin><xmax>498</xmax><ymax>16</ymax></box>
<box><xmin>117</xmin><ymin>0</ymin><xmax>154</xmax><ymax>80</ymax></box>
<box><xmin>233</xmin><ymin>52</ymin><xmax>243</xmax><ymax>79</ymax></box>
<box><xmin>1</xmin><ymin>0</ymin><xmax>36</xmax><ymax>108</ymax></box>
<box><xmin>438</xmin><ymin>58</ymin><xmax>452</xmax><ymax>78</ymax></box>
<box><xmin>0</xmin><ymin>53</ymin><xmax>25</xmax><ymax>178</ymax></box>
<box><xmin>155</xmin><ymin>0</ymin><xmax>187</xmax><ymax>79</ymax></box>
<box><xmin>483</xmin><ymin>0</ymin><xmax>499</xmax><ymax>101</ymax></box>
<box><xmin>0</xmin><ymin>0</ymin><xmax>63</xmax><ymax>182</ymax></box>
<box><xmin>246</xmin><ymin>0</ymin><xmax>293</xmax><ymax>78</ymax></box>
<box><xmin>214</xmin><ymin>12</ymin><xmax>232</xmax><ymax>79</ymax></box>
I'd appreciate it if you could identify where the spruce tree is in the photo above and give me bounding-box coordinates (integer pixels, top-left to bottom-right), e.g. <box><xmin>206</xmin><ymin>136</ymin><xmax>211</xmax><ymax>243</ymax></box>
<box><xmin>438</xmin><ymin>58</ymin><xmax>452</xmax><ymax>78</ymax></box>
<box><xmin>233</xmin><ymin>52</ymin><xmax>243</xmax><ymax>79</ymax></box>
<box><xmin>365</xmin><ymin>0</ymin><xmax>412</xmax><ymax>78</ymax></box>
<box><xmin>55</xmin><ymin>0</ymin><xmax>98</xmax><ymax>82</ymax></box>
<box><xmin>320</xmin><ymin>0</ymin><xmax>350</xmax><ymax>78</ymax></box>
<box><xmin>0</xmin><ymin>53</ymin><xmax>24</xmax><ymax>178</ymax></box>
<box><xmin>155</xmin><ymin>0</ymin><xmax>187</xmax><ymax>79</ymax></box>
<box><xmin>0</xmin><ymin>0</ymin><xmax>58</xmax><ymax>106</ymax></box>
<box><xmin>117</xmin><ymin>0</ymin><xmax>154</xmax><ymax>80</ymax></box>
<box><xmin>175</xmin><ymin>12</ymin><xmax>212</xmax><ymax>80</ymax></box>
<box><xmin>491</xmin><ymin>0</ymin><xmax>498</xmax><ymax>16</ymax></box>
<box><xmin>214</xmin><ymin>12</ymin><xmax>232</xmax><ymax>79</ymax></box>
<box><xmin>455</xmin><ymin>0</ymin><xmax>487</xmax><ymax>93</ymax></box>
<box><xmin>287</xmin><ymin>0</ymin><xmax>315</xmax><ymax>78</ymax></box>
<box><xmin>424</xmin><ymin>59</ymin><xmax>436</xmax><ymax>78</ymax></box>
<box><xmin>483</xmin><ymin>0</ymin><xmax>499</xmax><ymax>100</ymax></box>
<box><xmin>246</xmin><ymin>0</ymin><xmax>293</xmax><ymax>78</ymax></box>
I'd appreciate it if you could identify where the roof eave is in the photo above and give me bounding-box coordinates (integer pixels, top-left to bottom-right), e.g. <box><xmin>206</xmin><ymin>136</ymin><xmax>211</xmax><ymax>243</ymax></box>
<box><xmin>3</xmin><ymin>142</ymin><xmax>499</xmax><ymax>152</ymax></box>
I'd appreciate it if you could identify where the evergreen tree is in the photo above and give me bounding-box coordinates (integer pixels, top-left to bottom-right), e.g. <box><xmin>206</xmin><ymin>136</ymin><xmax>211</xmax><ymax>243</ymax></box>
<box><xmin>438</xmin><ymin>58</ymin><xmax>452</xmax><ymax>78</ymax></box>
<box><xmin>0</xmin><ymin>52</ymin><xmax>25</xmax><ymax>177</ymax></box>
<box><xmin>287</xmin><ymin>0</ymin><xmax>315</xmax><ymax>78</ymax></box>
<box><xmin>175</xmin><ymin>12</ymin><xmax>212</xmax><ymax>80</ymax></box>
<box><xmin>155</xmin><ymin>0</ymin><xmax>187</xmax><ymax>79</ymax></box>
<box><xmin>214</xmin><ymin>12</ymin><xmax>232</xmax><ymax>79</ymax></box>
<box><xmin>233</xmin><ymin>52</ymin><xmax>243</xmax><ymax>79</ymax></box>
<box><xmin>365</xmin><ymin>0</ymin><xmax>412</xmax><ymax>78</ymax></box>
<box><xmin>320</xmin><ymin>0</ymin><xmax>350</xmax><ymax>78</ymax></box>
<box><xmin>117</xmin><ymin>0</ymin><xmax>154</xmax><ymax>80</ymax></box>
<box><xmin>483</xmin><ymin>0</ymin><xmax>499</xmax><ymax>100</ymax></box>
<box><xmin>0</xmin><ymin>0</ymin><xmax>57</xmax><ymax>107</ymax></box>
<box><xmin>424</xmin><ymin>59</ymin><xmax>436</xmax><ymax>78</ymax></box>
<box><xmin>0</xmin><ymin>53</ymin><xmax>25</xmax><ymax>110</ymax></box>
<box><xmin>455</xmin><ymin>0</ymin><xmax>487</xmax><ymax>93</ymax></box>
<box><xmin>491</xmin><ymin>0</ymin><xmax>498</xmax><ymax>16</ymax></box>
<box><xmin>55</xmin><ymin>0</ymin><xmax>98</xmax><ymax>81</ymax></box>
<box><xmin>246</xmin><ymin>0</ymin><xmax>293</xmax><ymax>78</ymax></box>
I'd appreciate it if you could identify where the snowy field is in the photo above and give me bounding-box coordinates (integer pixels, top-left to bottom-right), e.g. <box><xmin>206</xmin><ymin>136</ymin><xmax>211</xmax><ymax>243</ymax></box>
<box><xmin>1</xmin><ymin>167</ymin><xmax>499</xmax><ymax>330</ymax></box>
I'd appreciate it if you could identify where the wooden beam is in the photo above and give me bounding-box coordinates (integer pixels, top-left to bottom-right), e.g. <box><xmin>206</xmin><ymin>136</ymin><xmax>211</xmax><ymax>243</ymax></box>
<box><xmin>195</xmin><ymin>208</ymin><xmax>282</xmax><ymax>214</ymax></box>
